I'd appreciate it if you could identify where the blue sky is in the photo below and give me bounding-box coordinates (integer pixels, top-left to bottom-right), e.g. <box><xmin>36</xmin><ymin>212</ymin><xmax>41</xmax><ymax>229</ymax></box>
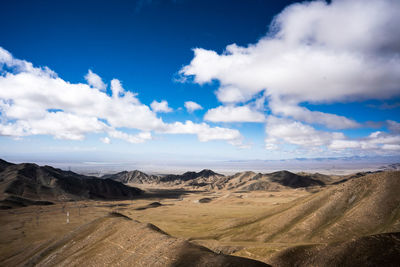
<box><xmin>0</xmin><ymin>0</ymin><xmax>399</xmax><ymax>167</ymax></box>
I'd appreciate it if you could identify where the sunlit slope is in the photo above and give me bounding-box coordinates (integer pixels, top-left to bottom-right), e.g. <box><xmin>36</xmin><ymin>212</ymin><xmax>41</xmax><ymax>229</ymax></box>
<box><xmin>217</xmin><ymin>171</ymin><xmax>400</xmax><ymax>243</ymax></box>
<box><xmin>210</xmin><ymin>170</ymin><xmax>325</xmax><ymax>192</ymax></box>
<box><xmin>2</xmin><ymin>212</ymin><xmax>268</xmax><ymax>267</ymax></box>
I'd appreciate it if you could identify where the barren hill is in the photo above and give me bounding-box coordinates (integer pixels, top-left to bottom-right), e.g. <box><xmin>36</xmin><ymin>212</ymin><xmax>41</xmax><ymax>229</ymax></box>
<box><xmin>217</xmin><ymin>171</ymin><xmax>400</xmax><ymax>243</ymax></box>
<box><xmin>269</xmin><ymin>232</ymin><xmax>400</xmax><ymax>267</ymax></box>
<box><xmin>0</xmin><ymin>160</ymin><xmax>142</xmax><ymax>205</ymax></box>
<box><xmin>104</xmin><ymin>169</ymin><xmax>225</xmax><ymax>188</ymax></box>
<box><xmin>161</xmin><ymin>169</ymin><xmax>224</xmax><ymax>182</ymax></box>
<box><xmin>100</xmin><ymin>168</ymin><xmax>331</xmax><ymax>191</ymax></box>
<box><xmin>268</xmin><ymin>170</ymin><xmax>324</xmax><ymax>187</ymax></box>
<box><xmin>208</xmin><ymin>170</ymin><xmax>325</xmax><ymax>191</ymax></box>
<box><xmin>2</xmin><ymin>212</ymin><xmax>268</xmax><ymax>267</ymax></box>
<box><xmin>102</xmin><ymin>170</ymin><xmax>160</xmax><ymax>184</ymax></box>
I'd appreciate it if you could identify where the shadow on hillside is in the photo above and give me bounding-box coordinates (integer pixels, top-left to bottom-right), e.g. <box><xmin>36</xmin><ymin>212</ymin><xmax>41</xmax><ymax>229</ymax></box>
<box><xmin>139</xmin><ymin>188</ymin><xmax>205</xmax><ymax>200</ymax></box>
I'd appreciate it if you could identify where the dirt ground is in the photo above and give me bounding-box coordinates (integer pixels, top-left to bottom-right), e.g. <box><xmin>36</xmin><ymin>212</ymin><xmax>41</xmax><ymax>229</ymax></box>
<box><xmin>0</xmin><ymin>187</ymin><xmax>310</xmax><ymax>264</ymax></box>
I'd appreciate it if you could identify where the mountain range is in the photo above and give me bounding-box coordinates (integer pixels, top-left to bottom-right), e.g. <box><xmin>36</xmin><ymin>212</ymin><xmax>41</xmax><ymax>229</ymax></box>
<box><xmin>102</xmin><ymin>168</ymin><xmax>330</xmax><ymax>191</ymax></box>
<box><xmin>0</xmin><ymin>159</ymin><xmax>142</xmax><ymax>208</ymax></box>
<box><xmin>1</xmin><ymin>159</ymin><xmax>400</xmax><ymax>266</ymax></box>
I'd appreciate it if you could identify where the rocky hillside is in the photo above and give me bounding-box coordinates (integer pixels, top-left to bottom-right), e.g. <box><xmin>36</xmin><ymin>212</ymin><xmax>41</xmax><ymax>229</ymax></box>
<box><xmin>217</xmin><ymin>171</ymin><xmax>400</xmax><ymax>243</ymax></box>
<box><xmin>269</xmin><ymin>232</ymin><xmax>400</xmax><ymax>267</ymax></box>
<box><xmin>1</xmin><ymin>212</ymin><xmax>268</xmax><ymax>267</ymax></box>
<box><xmin>104</xmin><ymin>169</ymin><xmax>225</xmax><ymax>187</ymax></box>
<box><xmin>100</xmin><ymin>167</ymin><xmax>333</xmax><ymax>191</ymax></box>
<box><xmin>209</xmin><ymin>170</ymin><xmax>325</xmax><ymax>191</ymax></box>
<box><xmin>102</xmin><ymin>170</ymin><xmax>160</xmax><ymax>184</ymax></box>
<box><xmin>0</xmin><ymin>160</ymin><xmax>142</xmax><ymax>205</ymax></box>
<box><xmin>161</xmin><ymin>169</ymin><xmax>224</xmax><ymax>183</ymax></box>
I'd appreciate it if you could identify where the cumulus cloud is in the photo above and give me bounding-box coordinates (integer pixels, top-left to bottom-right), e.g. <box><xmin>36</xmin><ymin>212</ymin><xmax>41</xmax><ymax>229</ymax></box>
<box><xmin>150</xmin><ymin>100</ymin><xmax>173</xmax><ymax>113</ymax></box>
<box><xmin>268</xmin><ymin>98</ymin><xmax>359</xmax><ymax>129</ymax></box>
<box><xmin>85</xmin><ymin>69</ymin><xmax>106</xmax><ymax>91</ymax></box>
<box><xmin>181</xmin><ymin>0</ymin><xmax>400</xmax><ymax>126</ymax></box>
<box><xmin>265</xmin><ymin>116</ymin><xmax>343</xmax><ymax>149</ymax></box>
<box><xmin>328</xmin><ymin>130</ymin><xmax>400</xmax><ymax>152</ymax></box>
<box><xmin>0</xmin><ymin>47</ymin><xmax>243</xmax><ymax>146</ymax></box>
<box><xmin>387</xmin><ymin>120</ymin><xmax>400</xmax><ymax>134</ymax></box>
<box><xmin>111</xmin><ymin>79</ymin><xmax>124</xmax><ymax>99</ymax></box>
<box><xmin>204</xmin><ymin>105</ymin><xmax>265</xmax><ymax>123</ymax></box>
<box><xmin>100</xmin><ymin>136</ymin><xmax>111</xmax><ymax>144</ymax></box>
<box><xmin>265</xmin><ymin>116</ymin><xmax>400</xmax><ymax>155</ymax></box>
<box><xmin>180</xmin><ymin>0</ymin><xmax>400</xmax><ymax>154</ymax></box>
<box><xmin>162</xmin><ymin>120</ymin><xmax>243</xmax><ymax>145</ymax></box>
<box><xmin>108</xmin><ymin>130</ymin><xmax>152</xmax><ymax>144</ymax></box>
<box><xmin>184</xmin><ymin>101</ymin><xmax>203</xmax><ymax>113</ymax></box>
<box><xmin>182</xmin><ymin>0</ymin><xmax>400</xmax><ymax>104</ymax></box>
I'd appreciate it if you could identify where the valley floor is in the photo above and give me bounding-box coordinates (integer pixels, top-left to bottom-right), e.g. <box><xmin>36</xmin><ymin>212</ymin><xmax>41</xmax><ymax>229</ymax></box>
<box><xmin>0</xmin><ymin>188</ymin><xmax>310</xmax><ymax>265</ymax></box>
<box><xmin>1</xmin><ymin>171</ymin><xmax>400</xmax><ymax>266</ymax></box>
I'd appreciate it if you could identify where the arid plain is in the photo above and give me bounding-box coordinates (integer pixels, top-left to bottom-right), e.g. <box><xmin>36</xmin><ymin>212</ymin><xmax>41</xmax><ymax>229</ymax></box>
<box><xmin>1</xmin><ymin>159</ymin><xmax>400</xmax><ymax>266</ymax></box>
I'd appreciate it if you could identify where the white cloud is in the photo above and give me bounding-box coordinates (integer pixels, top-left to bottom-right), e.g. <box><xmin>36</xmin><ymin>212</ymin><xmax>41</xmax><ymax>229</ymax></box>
<box><xmin>100</xmin><ymin>136</ymin><xmax>111</xmax><ymax>144</ymax></box>
<box><xmin>181</xmin><ymin>0</ymin><xmax>400</xmax><ymax>131</ymax></box>
<box><xmin>0</xmin><ymin>47</ymin><xmax>57</xmax><ymax>77</ymax></box>
<box><xmin>269</xmin><ymin>98</ymin><xmax>359</xmax><ymax>129</ymax></box>
<box><xmin>328</xmin><ymin>140</ymin><xmax>360</xmax><ymax>150</ymax></box>
<box><xmin>265</xmin><ymin>116</ymin><xmax>400</xmax><ymax>155</ymax></box>
<box><xmin>215</xmin><ymin>85</ymin><xmax>249</xmax><ymax>103</ymax></box>
<box><xmin>85</xmin><ymin>69</ymin><xmax>106</xmax><ymax>91</ymax></box>
<box><xmin>265</xmin><ymin>116</ymin><xmax>342</xmax><ymax>149</ymax></box>
<box><xmin>150</xmin><ymin>100</ymin><xmax>173</xmax><ymax>113</ymax></box>
<box><xmin>382</xmin><ymin>144</ymin><xmax>400</xmax><ymax>151</ymax></box>
<box><xmin>328</xmin><ymin>130</ymin><xmax>400</xmax><ymax>152</ymax></box>
<box><xmin>180</xmin><ymin>0</ymin><xmax>400</xmax><ymax>155</ymax></box>
<box><xmin>0</xmin><ymin>47</ymin><xmax>13</xmax><ymax>64</ymax></box>
<box><xmin>184</xmin><ymin>101</ymin><xmax>203</xmax><ymax>113</ymax></box>
<box><xmin>204</xmin><ymin>105</ymin><xmax>265</xmax><ymax>123</ymax></box>
<box><xmin>181</xmin><ymin>0</ymin><xmax>400</xmax><ymax>106</ymax></box>
<box><xmin>0</xmin><ymin>47</ymin><xmax>244</xmax><ymax>146</ymax></box>
<box><xmin>387</xmin><ymin>120</ymin><xmax>400</xmax><ymax>134</ymax></box>
<box><xmin>0</xmin><ymin>111</ymin><xmax>106</xmax><ymax>140</ymax></box>
<box><xmin>108</xmin><ymin>130</ymin><xmax>152</xmax><ymax>144</ymax></box>
<box><xmin>111</xmin><ymin>79</ymin><xmax>124</xmax><ymax>99</ymax></box>
<box><xmin>161</xmin><ymin>120</ymin><xmax>242</xmax><ymax>145</ymax></box>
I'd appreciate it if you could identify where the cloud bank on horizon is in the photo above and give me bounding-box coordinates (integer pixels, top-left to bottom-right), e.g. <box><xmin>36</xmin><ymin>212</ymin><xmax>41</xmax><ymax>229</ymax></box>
<box><xmin>0</xmin><ymin>0</ymin><xmax>399</xmax><ymax>158</ymax></box>
<box><xmin>180</xmin><ymin>0</ymin><xmax>400</xmax><ymax>155</ymax></box>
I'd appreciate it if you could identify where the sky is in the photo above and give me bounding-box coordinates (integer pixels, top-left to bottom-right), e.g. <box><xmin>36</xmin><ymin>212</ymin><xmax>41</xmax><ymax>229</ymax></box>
<box><xmin>0</xmin><ymin>0</ymin><xmax>399</xmax><ymax>169</ymax></box>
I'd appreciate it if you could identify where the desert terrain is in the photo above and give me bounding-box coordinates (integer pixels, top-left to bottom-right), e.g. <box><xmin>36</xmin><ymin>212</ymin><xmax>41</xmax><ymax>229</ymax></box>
<box><xmin>1</xmin><ymin>159</ymin><xmax>400</xmax><ymax>266</ymax></box>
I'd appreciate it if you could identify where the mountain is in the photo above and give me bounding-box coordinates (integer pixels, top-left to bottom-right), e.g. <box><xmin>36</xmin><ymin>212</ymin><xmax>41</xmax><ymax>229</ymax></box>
<box><xmin>102</xmin><ymin>170</ymin><xmax>160</xmax><ymax>184</ymax></box>
<box><xmin>217</xmin><ymin>171</ymin><xmax>400</xmax><ymax>243</ymax></box>
<box><xmin>0</xmin><ymin>159</ymin><xmax>142</xmax><ymax>205</ymax></box>
<box><xmin>208</xmin><ymin>170</ymin><xmax>325</xmax><ymax>191</ymax></box>
<box><xmin>101</xmin><ymin>169</ymin><xmax>328</xmax><ymax>191</ymax></box>
<box><xmin>269</xmin><ymin>232</ymin><xmax>400</xmax><ymax>267</ymax></box>
<box><xmin>103</xmin><ymin>169</ymin><xmax>224</xmax><ymax>188</ymax></box>
<box><xmin>0</xmin><ymin>159</ymin><xmax>13</xmax><ymax>172</ymax></box>
<box><xmin>2</xmin><ymin>212</ymin><xmax>268</xmax><ymax>266</ymax></box>
<box><xmin>160</xmin><ymin>169</ymin><xmax>224</xmax><ymax>184</ymax></box>
<box><xmin>268</xmin><ymin>170</ymin><xmax>325</xmax><ymax>187</ymax></box>
<box><xmin>380</xmin><ymin>163</ymin><xmax>400</xmax><ymax>171</ymax></box>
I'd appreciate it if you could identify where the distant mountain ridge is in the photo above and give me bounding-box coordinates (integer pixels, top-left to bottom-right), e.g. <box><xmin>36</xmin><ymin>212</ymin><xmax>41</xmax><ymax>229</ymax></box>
<box><xmin>102</xmin><ymin>169</ymin><xmax>225</xmax><ymax>186</ymax></box>
<box><xmin>268</xmin><ymin>170</ymin><xmax>325</xmax><ymax>187</ymax></box>
<box><xmin>103</xmin><ymin>168</ymin><xmax>329</xmax><ymax>191</ymax></box>
<box><xmin>102</xmin><ymin>170</ymin><xmax>160</xmax><ymax>184</ymax></box>
<box><xmin>206</xmin><ymin>170</ymin><xmax>326</xmax><ymax>191</ymax></box>
<box><xmin>0</xmin><ymin>159</ymin><xmax>142</xmax><ymax>207</ymax></box>
<box><xmin>161</xmin><ymin>169</ymin><xmax>224</xmax><ymax>182</ymax></box>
